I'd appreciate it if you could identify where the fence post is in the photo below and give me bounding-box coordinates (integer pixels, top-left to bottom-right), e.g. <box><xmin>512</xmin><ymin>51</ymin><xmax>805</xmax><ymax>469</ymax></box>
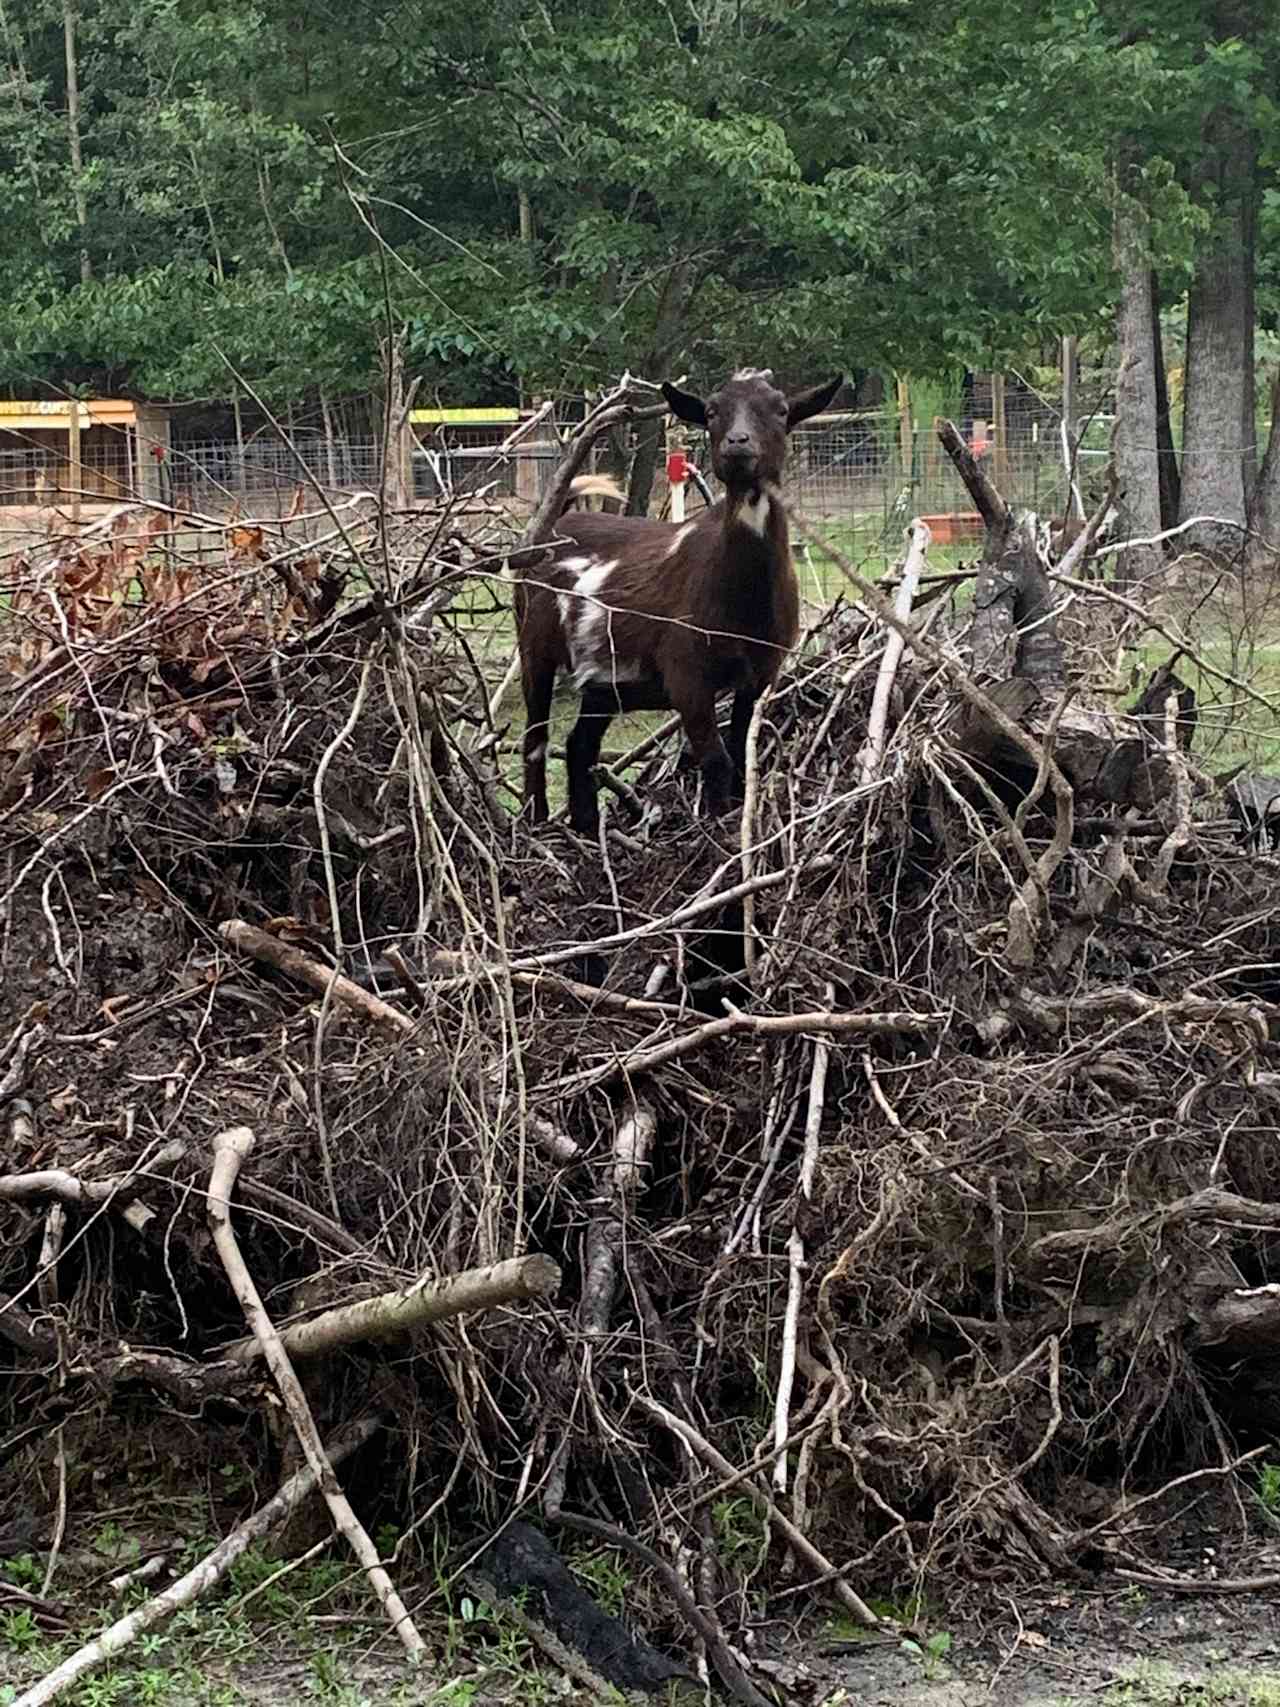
<box><xmin>991</xmin><ymin>372</ymin><xmax>1009</xmax><ymax>491</ymax></box>
<box><xmin>896</xmin><ymin>376</ymin><xmax>912</xmax><ymax>483</ymax></box>
<box><xmin>67</xmin><ymin>402</ymin><xmax>82</xmax><ymax>523</ymax></box>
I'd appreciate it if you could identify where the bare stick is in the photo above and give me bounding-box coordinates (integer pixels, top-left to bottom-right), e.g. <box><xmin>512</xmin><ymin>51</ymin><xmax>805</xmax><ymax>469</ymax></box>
<box><xmin>612</xmin><ymin>1096</ymin><xmax>657</xmax><ymax>1198</ymax></box>
<box><xmin>12</xmin><ymin>1420</ymin><xmax>377</xmax><ymax>1707</ymax></box>
<box><xmin>1152</xmin><ymin>691</ymin><xmax>1193</xmax><ymax>892</ymax></box>
<box><xmin>38</xmin><ymin>1205</ymin><xmax>68</xmax><ymax>1599</ymax></box>
<box><xmin>218</xmin><ymin>919</ymin><xmax>414</xmax><ymax>1037</ymax></box>
<box><xmin>936</xmin><ymin>419</ymin><xmax>1009</xmax><ymax>532</ymax></box>
<box><xmin>314</xmin><ymin>652</ymin><xmax>376</xmax><ymax>957</ymax></box>
<box><xmin>0</xmin><ymin>1140</ymin><xmax>187</xmax><ymax>1231</ymax></box>
<box><xmin>771</xmin><ymin>1226</ymin><xmax>805</xmax><ymax>1495</ymax></box>
<box><xmin>740</xmin><ymin>690</ymin><xmax>770</xmax><ymax>983</ymax></box>
<box><xmin>545</xmin><ymin>1002</ymin><xmax>943</xmax><ymax>1096</ymax></box>
<box><xmin>859</xmin><ymin>519</ymin><xmax>929</xmax><ymax>786</ymax></box>
<box><xmin>222</xmin><ymin>1252</ymin><xmax>561</xmax><ymax>1365</ymax></box>
<box><xmin>633</xmin><ymin>1387</ymin><xmax>881</xmax><ymax>1627</ymax></box>
<box><xmin>206</xmin><ymin>1127</ymin><xmax>426</xmax><ymax>1660</ymax></box>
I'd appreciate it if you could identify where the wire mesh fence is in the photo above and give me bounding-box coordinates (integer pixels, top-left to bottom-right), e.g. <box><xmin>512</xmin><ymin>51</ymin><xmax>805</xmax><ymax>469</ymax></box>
<box><xmin>0</xmin><ymin>390</ymin><xmax>1122</xmax><ymax>540</ymax></box>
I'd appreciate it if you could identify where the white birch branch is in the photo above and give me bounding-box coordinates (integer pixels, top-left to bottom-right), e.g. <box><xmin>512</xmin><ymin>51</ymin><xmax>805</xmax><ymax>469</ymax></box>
<box><xmin>222</xmin><ymin>1251</ymin><xmax>562</xmax><ymax>1365</ymax></box>
<box><xmin>206</xmin><ymin>1127</ymin><xmax>426</xmax><ymax>1660</ymax></box>
<box><xmin>859</xmin><ymin>518</ymin><xmax>929</xmax><ymax>786</ymax></box>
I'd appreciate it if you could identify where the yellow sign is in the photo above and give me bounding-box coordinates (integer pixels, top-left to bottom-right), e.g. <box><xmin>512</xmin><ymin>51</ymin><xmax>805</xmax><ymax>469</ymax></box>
<box><xmin>410</xmin><ymin>407</ymin><xmax>520</xmax><ymax>425</ymax></box>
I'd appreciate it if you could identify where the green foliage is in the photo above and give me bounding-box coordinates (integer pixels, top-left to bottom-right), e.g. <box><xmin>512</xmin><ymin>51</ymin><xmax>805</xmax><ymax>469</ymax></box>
<box><xmin>0</xmin><ymin>1609</ymin><xmax>41</xmax><ymax>1651</ymax></box>
<box><xmin>1256</xmin><ymin>1460</ymin><xmax>1280</xmax><ymax>1519</ymax></box>
<box><xmin>0</xmin><ymin>0</ymin><xmax>1275</xmax><ymax>403</ymax></box>
<box><xmin>0</xmin><ymin>1552</ymin><xmax>43</xmax><ymax>1589</ymax></box>
<box><xmin>901</xmin><ymin>1629</ymin><xmax>953</xmax><ymax>1679</ymax></box>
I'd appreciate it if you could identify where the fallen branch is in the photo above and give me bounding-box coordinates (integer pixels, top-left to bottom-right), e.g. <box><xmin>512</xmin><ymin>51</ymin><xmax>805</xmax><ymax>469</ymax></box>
<box><xmin>632</xmin><ymin>1387</ymin><xmax>881</xmax><ymax>1628</ymax></box>
<box><xmin>1116</xmin><ymin>1568</ymin><xmax>1280</xmax><ymax>1595</ymax></box>
<box><xmin>0</xmin><ymin>1140</ymin><xmax>186</xmax><ymax>1236</ymax></box>
<box><xmin>546</xmin><ymin>1002</ymin><xmax>944</xmax><ymax>1095</ymax></box>
<box><xmin>0</xmin><ymin>1292</ymin><xmax>253</xmax><ymax>1404</ymax></box>
<box><xmin>859</xmin><ymin>518</ymin><xmax>930</xmax><ymax>786</ymax></box>
<box><xmin>1030</xmin><ymin>1186</ymin><xmax>1280</xmax><ymax>1271</ymax></box>
<box><xmin>206</xmin><ymin>1126</ymin><xmax>426</xmax><ymax>1660</ymax></box>
<box><xmin>11</xmin><ymin>1419</ymin><xmax>378</xmax><ymax>1707</ymax></box>
<box><xmin>550</xmin><ymin>1512</ymin><xmax>772</xmax><ymax>1707</ymax></box>
<box><xmin>218</xmin><ymin>919</ymin><xmax>415</xmax><ymax>1037</ymax></box>
<box><xmin>936</xmin><ymin>419</ymin><xmax>1010</xmax><ymax>534</ymax></box>
<box><xmin>222</xmin><ymin>1251</ymin><xmax>561</xmax><ymax>1365</ymax></box>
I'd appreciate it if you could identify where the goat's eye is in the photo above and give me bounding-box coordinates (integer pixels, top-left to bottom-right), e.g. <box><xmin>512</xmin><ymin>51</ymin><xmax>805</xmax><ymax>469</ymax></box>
<box><xmin>705</xmin><ymin>404</ymin><xmax>719</xmax><ymax>421</ymax></box>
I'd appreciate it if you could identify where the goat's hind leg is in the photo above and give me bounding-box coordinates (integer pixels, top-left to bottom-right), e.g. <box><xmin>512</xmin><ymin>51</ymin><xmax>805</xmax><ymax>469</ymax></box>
<box><xmin>521</xmin><ymin>660</ymin><xmax>556</xmax><ymax>825</ymax></box>
<box><xmin>565</xmin><ymin>686</ymin><xmax>616</xmax><ymax>837</ymax></box>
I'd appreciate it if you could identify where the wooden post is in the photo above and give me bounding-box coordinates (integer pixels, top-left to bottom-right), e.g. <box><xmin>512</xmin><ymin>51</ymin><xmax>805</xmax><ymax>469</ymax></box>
<box><xmin>1062</xmin><ymin>334</ymin><xmax>1083</xmax><ymax>520</ymax></box>
<box><xmin>67</xmin><ymin>401</ymin><xmax>82</xmax><ymax>523</ymax></box>
<box><xmin>896</xmin><ymin>376</ymin><xmax>912</xmax><ymax>482</ymax></box>
<box><xmin>991</xmin><ymin>372</ymin><xmax>1009</xmax><ymax>491</ymax></box>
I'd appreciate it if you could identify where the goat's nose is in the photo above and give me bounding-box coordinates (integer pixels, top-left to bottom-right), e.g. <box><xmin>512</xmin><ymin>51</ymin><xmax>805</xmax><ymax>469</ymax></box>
<box><xmin>726</xmin><ymin>431</ymin><xmax>752</xmax><ymax>447</ymax></box>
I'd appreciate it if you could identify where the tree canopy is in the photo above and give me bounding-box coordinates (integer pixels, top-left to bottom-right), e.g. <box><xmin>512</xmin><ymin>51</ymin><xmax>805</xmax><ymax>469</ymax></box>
<box><xmin>0</xmin><ymin>0</ymin><xmax>1274</xmax><ymax>405</ymax></box>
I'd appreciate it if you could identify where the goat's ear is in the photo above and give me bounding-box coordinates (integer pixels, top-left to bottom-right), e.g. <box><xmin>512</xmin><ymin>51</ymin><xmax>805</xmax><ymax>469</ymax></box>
<box><xmin>787</xmin><ymin>375</ymin><xmax>844</xmax><ymax>429</ymax></box>
<box><xmin>662</xmin><ymin>382</ymin><xmax>707</xmax><ymax>427</ymax></box>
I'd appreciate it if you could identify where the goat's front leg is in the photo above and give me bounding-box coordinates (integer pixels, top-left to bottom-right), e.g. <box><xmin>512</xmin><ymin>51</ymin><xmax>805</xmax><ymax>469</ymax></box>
<box><xmin>565</xmin><ymin>687</ymin><xmax>616</xmax><ymax>837</ymax></box>
<box><xmin>727</xmin><ymin>686</ymin><xmax>760</xmax><ymax>799</ymax></box>
<box><xmin>675</xmin><ymin>696</ymin><xmax>735</xmax><ymax>818</ymax></box>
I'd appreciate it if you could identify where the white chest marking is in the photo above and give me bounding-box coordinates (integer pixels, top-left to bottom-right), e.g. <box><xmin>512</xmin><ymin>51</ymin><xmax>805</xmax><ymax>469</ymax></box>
<box><xmin>736</xmin><ymin>493</ymin><xmax>770</xmax><ymax>536</ymax></box>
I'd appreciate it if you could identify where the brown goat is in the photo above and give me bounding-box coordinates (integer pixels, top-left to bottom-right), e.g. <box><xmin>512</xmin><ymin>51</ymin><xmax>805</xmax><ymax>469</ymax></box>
<box><xmin>515</xmin><ymin>368</ymin><xmax>843</xmax><ymax>836</ymax></box>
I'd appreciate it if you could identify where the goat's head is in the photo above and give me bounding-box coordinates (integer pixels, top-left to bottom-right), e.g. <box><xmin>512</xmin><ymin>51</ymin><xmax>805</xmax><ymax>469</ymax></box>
<box><xmin>661</xmin><ymin>368</ymin><xmax>843</xmax><ymax>493</ymax></box>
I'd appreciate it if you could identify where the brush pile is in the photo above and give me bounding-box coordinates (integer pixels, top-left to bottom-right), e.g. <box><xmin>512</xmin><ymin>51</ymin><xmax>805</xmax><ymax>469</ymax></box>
<box><xmin>3</xmin><ymin>448</ymin><xmax>1280</xmax><ymax>1691</ymax></box>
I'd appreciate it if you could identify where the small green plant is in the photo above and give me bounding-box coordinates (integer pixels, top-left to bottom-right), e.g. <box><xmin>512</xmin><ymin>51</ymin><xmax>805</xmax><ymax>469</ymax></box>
<box><xmin>901</xmin><ymin>1629</ymin><xmax>952</xmax><ymax>1680</ymax></box>
<box><xmin>712</xmin><ymin>1496</ymin><xmax>768</xmax><ymax>1573</ymax></box>
<box><xmin>1</xmin><ymin>1553</ymin><xmax>42</xmax><ymax>1589</ymax></box>
<box><xmin>0</xmin><ymin>1609</ymin><xmax>40</xmax><ymax>1651</ymax></box>
<box><xmin>92</xmin><ymin>1522</ymin><xmax>140</xmax><ymax>1565</ymax></box>
<box><xmin>1257</xmin><ymin>1460</ymin><xmax>1280</xmax><ymax>1521</ymax></box>
<box><xmin>74</xmin><ymin>1674</ymin><xmax>128</xmax><ymax>1707</ymax></box>
<box><xmin>218</xmin><ymin>1461</ymin><xmax>251</xmax><ymax>1496</ymax></box>
<box><xmin>132</xmin><ymin>1668</ymin><xmax>173</xmax><ymax>1705</ymax></box>
<box><xmin>570</xmin><ymin>1545</ymin><xmax>630</xmax><ymax>1617</ymax></box>
<box><xmin>430</xmin><ymin>1684</ymin><xmax>479</xmax><ymax>1706</ymax></box>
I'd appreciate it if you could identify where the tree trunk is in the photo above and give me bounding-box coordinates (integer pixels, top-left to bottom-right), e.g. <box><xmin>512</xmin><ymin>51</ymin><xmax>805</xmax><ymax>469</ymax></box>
<box><xmin>63</xmin><ymin>0</ymin><xmax>89</xmax><ymax>282</ymax></box>
<box><xmin>1111</xmin><ymin>195</ymin><xmax>1164</xmax><ymax>589</ymax></box>
<box><xmin>627</xmin><ymin>259</ymin><xmax>696</xmax><ymax>516</ymax></box>
<box><xmin>1178</xmin><ymin>111</ymin><xmax>1253</xmax><ymax>556</ymax></box>
<box><xmin>1151</xmin><ymin>271</ymin><xmax>1180</xmax><ymax>531</ymax></box>
<box><xmin>321</xmin><ymin>392</ymin><xmax>339</xmax><ymax>490</ymax></box>
<box><xmin>1247</xmin><ymin>372</ymin><xmax>1280</xmax><ymax>569</ymax></box>
<box><xmin>626</xmin><ymin>418</ymin><xmax>664</xmax><ymax>517</ymax></box>
<box><xmin>1241</xmin><ymin>152</ymin><xmax>1257</xmax><ymax>503</ymax></box>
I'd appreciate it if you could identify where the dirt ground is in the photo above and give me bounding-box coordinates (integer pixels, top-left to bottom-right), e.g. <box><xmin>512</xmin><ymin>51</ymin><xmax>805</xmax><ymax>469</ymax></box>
<box><xmin>134</xmin><ymin>1588</ymin><xmax>1280</xmax><ymax>1706</ymax></box>
<box><xmin>10</xmin><ymin>1580</ymin><xmax>1278</xmax><ymax>1707</ymax></box>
